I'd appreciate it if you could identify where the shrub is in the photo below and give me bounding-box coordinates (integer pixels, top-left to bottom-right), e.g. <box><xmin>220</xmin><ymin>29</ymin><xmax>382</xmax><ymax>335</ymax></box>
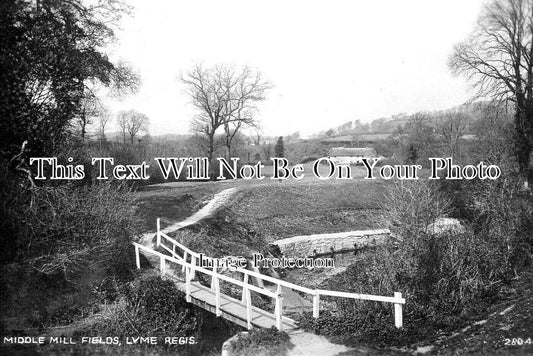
<box><xmin>1</xmin><ymin>174</ymin><xmax>141</xmax><ymax>279</ymax></box>
<box><xmin>382</xmin><ymin>180</ymin><xmax>452</xmax><ymax>239</ymax></box>
<box><xmin>438</xmin><ymin>173</ymin><xmax>533</xmax><ymax>279</ymax></box>
<box><xmin>87</xmin><ymin>274</ymin><xmax>202</xmax><ymax>337</ymax></box>
<box><xmin>310</xmin><ymin>177</ymin><xmax>533</xmax><ymax>345</ymax></box>
<box><xmin>1</xmin><ymin>162</ymin><xmax>143</xmax><ymax>329</ymax></box>
<box><xmin>3</xmin><ymin>165</ymin><xmax>139</xmax><ymax>275</ymax></box>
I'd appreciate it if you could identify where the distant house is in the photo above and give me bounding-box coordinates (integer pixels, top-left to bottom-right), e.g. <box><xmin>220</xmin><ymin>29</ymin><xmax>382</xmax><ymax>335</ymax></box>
<box><xmin>320</xmin><ymin>133</ymin><xmax>391</xmax><ymax>145</ymax></box>
<box><xmin>328</xmin><ymin>147</ymin><xmax>377</xmax><ymax>165</ymax></box>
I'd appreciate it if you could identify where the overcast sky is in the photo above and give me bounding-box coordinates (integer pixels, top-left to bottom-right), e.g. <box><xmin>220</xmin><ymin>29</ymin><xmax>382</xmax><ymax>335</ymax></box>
<box><xmin>104</xmin><ymin>0</ymin><xmax>486</xmax><ymax>138</ymax></box>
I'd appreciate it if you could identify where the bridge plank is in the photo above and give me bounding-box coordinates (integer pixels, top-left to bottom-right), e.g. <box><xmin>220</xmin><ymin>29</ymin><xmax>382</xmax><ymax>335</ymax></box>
<box><xmin>164</xmin><ymin>273</ymin><xmax>298</xmax><ymax>330</ymax></box>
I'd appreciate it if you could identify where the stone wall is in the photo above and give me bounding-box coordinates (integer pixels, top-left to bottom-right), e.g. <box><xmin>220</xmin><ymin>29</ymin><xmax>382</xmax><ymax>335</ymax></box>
<box><xmin>271</xmin><ymin>229</ymin><xmax>391</xmax><ymax>258</ymax></box>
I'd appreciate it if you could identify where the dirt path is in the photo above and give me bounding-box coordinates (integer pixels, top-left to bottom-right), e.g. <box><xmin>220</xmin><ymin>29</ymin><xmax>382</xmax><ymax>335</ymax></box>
<box><xmin>287</xmin><ymin>330</ymin><xmax>351</xmax><ymax>356</ymax></box>
<box><xmin>140</xmin><ymin>187</ymin><xmax>237</xmax><ymax>245</ymax></box>
<box><xmin>162</xmin><ymin>187</ymin><xmax>237</xmax><ymax>231</ymax></box>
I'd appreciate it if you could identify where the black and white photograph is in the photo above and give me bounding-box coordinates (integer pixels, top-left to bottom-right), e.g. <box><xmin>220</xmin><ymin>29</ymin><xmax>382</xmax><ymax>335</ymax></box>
<box><xmin>1</xmin><ymin>0</ymin><xmax>533</xmax><ymax>355</ymax></box>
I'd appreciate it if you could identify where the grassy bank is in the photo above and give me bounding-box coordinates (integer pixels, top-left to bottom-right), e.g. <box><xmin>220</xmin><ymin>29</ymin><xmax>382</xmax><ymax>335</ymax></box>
<box><xmin>222</xmin><ymin>179</ymin><xmax>389</xmax><ymax>241</ymax></box>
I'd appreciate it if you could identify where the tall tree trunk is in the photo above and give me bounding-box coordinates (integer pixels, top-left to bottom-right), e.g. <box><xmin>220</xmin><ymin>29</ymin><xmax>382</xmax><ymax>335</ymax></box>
<box><xmin>208</xmin><ymin>134</ymin><xmax>215</xmax><ymax>180</ymax></box>
<box><xmin>226</xmin><ymin>144</ymin><xmax>231</xmax><ymax>161</ymax></box>
<box><xmin>80</xmin><ymin>108</ymin><xmax>86</xmax><ymax>140</ymax></box>
<box><xmin>514</xmin><ymin>107</ymin><xmax>533</xmax><ymax>187</ymax></box>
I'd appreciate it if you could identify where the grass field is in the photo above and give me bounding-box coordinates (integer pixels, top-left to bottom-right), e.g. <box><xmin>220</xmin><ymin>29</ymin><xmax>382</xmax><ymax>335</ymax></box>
<box><xmin>135</xmin><ymin>164</ymin><xmax>391</xmax><ymax>238</ymax></box>
<box><xmin>227</xmin><ymin>179</ymin><xmax>388</xmax><ymax>241</ymax></box>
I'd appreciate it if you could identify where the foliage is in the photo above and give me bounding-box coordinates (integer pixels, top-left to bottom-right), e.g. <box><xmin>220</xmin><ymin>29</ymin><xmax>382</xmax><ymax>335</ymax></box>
<box><xmin>0</xmin><ymin>0</ymin><xmax>137</xmax><ymax>157</ymax></box>
<box><xmin>441</xmin><ymin>174</ymin><xmax>533</xmax><ymax>278</ymax></box>
<box><xmin>307</xmin><ymin>177</ymin><xmax>533</xmax><ymax>345</ymax></box>
<box><xmin>381</xmin><ymin>180</ymin><xmax>452</xmax><ymax>238</ymax></box>
<box><xmin>89</xmin><ymin>274</ymin><xmax>201</xmax><ymax>337</ymax></box>
<box><xmin>284</xmin><ymin>139</ymin><xmax>328</xmax><ymax>164</ymax></box>
<box><xmin>468</xmin><ymin>104</ymin><xmax>515</xmax><ymax>165</ymax></box>
<box><xmin>449</xmin><ymin>0</ymin><xmax>533</xmax><ymax>174</ymax></box>
<box><xmin>274</xmin><ymin>136</ymin><xmax>284</xmax><ymax>157</ymax></box>
<box><xmin>231</xmin><ymin>327</ymin><xmax>294</xmax><ymax>356</ymax></box>
<box><xmin>390</xmin><ymin>113</ymin><xmax>439</xmax><ymax>166</ymax></box>
<box><xmin>0</xmin><ymin>162</ymin><xmax>141</xmax><ymax>277</ymax></box>
<box><xmin>435</xmin><ymin>111</ymin><xmax>469</xmax><ymax>159</ymax></box>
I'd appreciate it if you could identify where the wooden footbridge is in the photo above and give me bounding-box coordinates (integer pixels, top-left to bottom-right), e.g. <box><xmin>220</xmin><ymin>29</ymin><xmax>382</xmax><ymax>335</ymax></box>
<box><xmin>133</xmin><ymin>219</ymin><xmax>405</xmax><ymax>332</ymax></box>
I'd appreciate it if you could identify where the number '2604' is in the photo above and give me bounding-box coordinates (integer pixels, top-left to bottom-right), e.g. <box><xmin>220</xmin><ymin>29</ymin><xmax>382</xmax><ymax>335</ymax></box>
<box><xmin>504</xmin><ymin>338</ymin><xmax>532</xmax><ymax>346</ymax></box>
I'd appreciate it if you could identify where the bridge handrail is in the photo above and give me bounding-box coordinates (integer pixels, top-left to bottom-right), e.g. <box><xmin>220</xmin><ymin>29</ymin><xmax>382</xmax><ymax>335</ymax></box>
<box><xmin>315</xmin><ymin>289</ymin><xmax>405</xmax><ymax>304</ymax></box>
<box><xmin>136</xmin><ymin>218</ymin><xmax>405</xmax><ymax>330</ymax></box>
<box><xmin>157</xmin><ymin>224</ymin><xmax>317</xmax><ymax>295</ymax></box>
<box><xmin>133</xmin><ymin>242</ymin><xmax>277</xmax><ymax>298</ymax></box>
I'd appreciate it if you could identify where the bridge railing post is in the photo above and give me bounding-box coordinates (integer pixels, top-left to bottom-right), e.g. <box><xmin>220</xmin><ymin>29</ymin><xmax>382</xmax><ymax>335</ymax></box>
<box><xmin>182</xmin><ymin>251</ymin><xmax>187</xmax><ymax>272</ymax></box>
<box><xmin>211</xmin><ymin>265</ymin><xmax>217</xmax><ymax>290</ymax></box>
<box><xmin>313</xmin><ymin>292</ymin><xmax>320</xmax><ymax>318</ymax></box>
<box><xmin>241</xmin><ymin>274</ymin><xmax>249</xmax><ymax>303</ymax></box>
<box><xmin>275</xmin><ymin>284</ymin><xmax>283</xmax><ymax>331</ymax></box>
<box><xmin>245</xmin><ymin>287</ymin><xmax>252</xmax><ymax>330</ymax></box>
<box><xmin>185</xmin><ymin>265</ymin><xmax>191</xmax><ymax>302</ymax></box>
<box><xmin>135</xmin><ymin>245</ymin><xmax>140</xmax><ymax>269</ymax></box>
<box><xmin>191</xmin><ymin>255</ymin><xmax>196</xmax><ymax>280</ymax></box>
<box><xmin>215</xmin><ymin>274</ymin><xmax>221</xmax><ymax>317</ymax></box>
<box><xmin>394</xmin><ymin>292</ymin><xmax>403</xmax><ymax>328</ymax></box>
<box><xmin>156</xmin><ymin>218</ymin><xmax>161</xmax><ymax>247</ymax></box>
<box><xmin>160</xmin><ymin>255</ymin><xmax>166</xmax><ymax>276</ymax></box>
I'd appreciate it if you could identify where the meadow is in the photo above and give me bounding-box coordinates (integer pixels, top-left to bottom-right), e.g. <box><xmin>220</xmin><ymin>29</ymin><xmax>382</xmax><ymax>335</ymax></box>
<box><xmin>135</xmin><ymin>164</ymin><xmax>391</xmax><ymax>237</ymax></box>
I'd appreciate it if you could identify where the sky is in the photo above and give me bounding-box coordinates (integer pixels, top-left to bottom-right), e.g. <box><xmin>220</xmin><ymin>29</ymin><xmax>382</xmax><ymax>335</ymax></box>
<box><xmin>103</xmin><ymin>0</ymin><xmax>486</xmax><ymax>138</ymax></box>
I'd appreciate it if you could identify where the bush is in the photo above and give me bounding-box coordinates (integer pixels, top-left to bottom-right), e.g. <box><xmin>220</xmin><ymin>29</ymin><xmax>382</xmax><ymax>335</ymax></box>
<box><xmin>231</xmin><ymin>327</ymin><xmax>294</xmax><ymax>356</ymax></box>
<box><xmin>309</xmin><ymin>177</ymin><xmax>533</xmax><ymax>345</ymax></box>
<box><xmin>382</xmin><ymin>180</ymin><xmax>452</xmax><ymax>238</ymax></box>
<box><xmin>87</xmin><ymin>274</ymin><xmax>202</xmax><ymax>337</ymax></box>
<box><xmin>0</xmin><ymin>162</ymin><xmax>142</xmax><ymax>329</ymax></box>
<box><xmin>1</xmin><ymin>170</ymin><xmax>141</xmax><ymax>278</ymax></box>
<box><xmin>438</xmin><ymin>173</ymin><xmax>533</xmax><ymax>279</ymax></box>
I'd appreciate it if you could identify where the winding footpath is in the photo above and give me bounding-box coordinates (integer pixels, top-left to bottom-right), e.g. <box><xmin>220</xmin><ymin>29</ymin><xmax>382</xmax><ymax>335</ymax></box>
<box><xmin>140</xmin><ymin>185</ymin><xmax>352</xmax><ymax>356</ymax></box>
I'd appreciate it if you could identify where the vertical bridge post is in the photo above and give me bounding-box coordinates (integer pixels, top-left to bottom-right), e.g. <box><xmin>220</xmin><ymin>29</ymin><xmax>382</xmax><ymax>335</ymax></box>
<box><xmin>185</xmin><ymin>264</ymin><xmax>191</xmax><ymax>302</ymax></box>
<box><xmin>156</xmin><ymin>218</ymin><xmax>161</xmax><ymax>247</ymax></box>
<box><xmin>190</xmin><ymin>255</ymin><xmax>196</xmax><ymax>280</ymax></box>
<box><xmin>135</xmin><ymin>245</ymin><xmax>140</xmax><ymax>269</ymax></box>
<box><xmin>182</xmin><ymin>251</ymin><xmax>187</xmax><ymax>272</ymax></box>
<box><xmin>212</xmin><ymin>266</ymin><xmax>221</xmax><ymax>316</ymax></box>
<box><xmin>242</xmin><ymin>273</ymin><xmax>252</xmax><ymax>330</ymax></box>
<box><xmin>275</xmin><ymin>284</ymin><xmax>283</xmax><ymax>331</ymax></box>
<box><xmin>313</xmin><ymin>292</ymin><xmax>320</xmax><ymax>318</ymax></box>
<box><xmin>245</xmin><ymin>287</ymin><xmax>252</xmax><ymax>330</ymax></box>
<box><xmin>160</xmin><ymin>255</ymin><xmax>166</xmax><ymax>275</ymax></box>
<box><xmin>394</xmin><ymin>292</ymin><xmax>403</xmax><ymax>328</ymax></box>
<box><xmin>241</xmin><ymin>274</ymin><xmax>249</xmax><ymax>303</ymax></box>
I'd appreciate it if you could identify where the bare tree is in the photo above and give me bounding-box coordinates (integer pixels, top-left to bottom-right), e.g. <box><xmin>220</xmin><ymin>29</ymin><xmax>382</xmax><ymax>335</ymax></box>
<box><xmin>398</xmin><ymin>113</ymin><xmax>437</xmax><ymax>165</ymax></box>
<box><xmin>96</xmin><ymin>108</ymin><xmax>111</xmax><ymax>141</ymax></box>
<box><xmin>116</xmin><ymin>110</ymin><xmax>149</xmax><ymax>144</ymax></box>
<box><xmin>77</xmin><ymin>94</ymin><xmax>106</xmax><ymax>140</ymax></box>
<box><xmin>117</xmin><ymin>112</ymin><xmax>128</xmax><ymax>144</ymax></box>
<box><xmin>109</xmin><ymin>60</ymin><xmax>141</xmax><ymax>98</ymax></box>
<box><xmin>261</xmin><ymin>142</ymin><xmax>273</xmax><ymax>162</ymax></box>
<box><xmin>436</xmin><ymin>112</ymin><xmax>468</xmax><ymax>159</ymax></box>
<box><xmin>449</xmin><ymin>0</ymin><xmax>533</xmax><ymax>178</ymax></box>
<box><xmin>181</xmin><ymin>63</ymin><xmax>271</xmax><ymax>162</ymax></box>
